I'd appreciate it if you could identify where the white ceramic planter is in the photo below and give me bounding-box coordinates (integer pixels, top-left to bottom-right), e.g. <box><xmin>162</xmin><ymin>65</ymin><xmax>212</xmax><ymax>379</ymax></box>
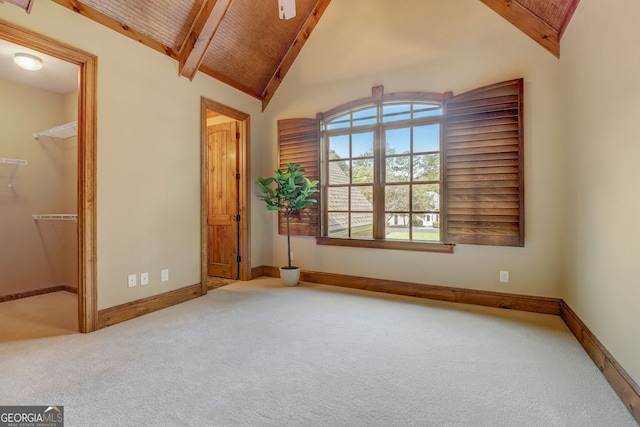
<box><xmin>279</xmin><ymin>267</ymin><xmax>300</xmax><ymax>287</ymax></box>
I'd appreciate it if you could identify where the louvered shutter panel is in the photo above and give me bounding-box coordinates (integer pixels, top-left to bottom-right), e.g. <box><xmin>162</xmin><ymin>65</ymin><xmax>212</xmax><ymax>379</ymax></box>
<box><xmin>278</xmin><ymin>118</ymin><xmax>320</xmax><ymax>236</ymax></box>
<box><xmin>443</xmin><ymin>79</ymin><xmax>524</xmax><ymax>247</ymax></box>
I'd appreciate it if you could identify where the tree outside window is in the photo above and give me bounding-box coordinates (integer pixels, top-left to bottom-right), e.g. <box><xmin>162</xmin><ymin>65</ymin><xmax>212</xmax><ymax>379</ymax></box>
<box><xmin>323</xmin><ymin>102</ymin><xmax>442</xmax><ymax>242</ymax></box>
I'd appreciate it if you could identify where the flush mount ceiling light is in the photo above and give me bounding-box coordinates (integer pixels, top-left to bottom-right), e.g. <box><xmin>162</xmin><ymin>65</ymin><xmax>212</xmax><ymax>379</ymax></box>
<box><xmin>278</xmin><ymin>0</ymin><xmax>296</xmax><ymax>20</ymax></box>
<box><xmin>14</xmin><ymin>53</ymin><xmax>43</xmax><ymax>71</ymax></box>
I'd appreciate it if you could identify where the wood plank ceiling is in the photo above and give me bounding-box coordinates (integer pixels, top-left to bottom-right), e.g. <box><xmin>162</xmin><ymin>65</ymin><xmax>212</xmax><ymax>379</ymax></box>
<box><xmin>480</xmin><ymin>0</ymin><xmax>580</xmax><ymax>57</ymax></box>
<box><xmin>44</xmin><ymin>0</ymin><xmax>578</xmax><ymax>110</ymax></box>
<box><xmin>51</xmin><ymin>0</ymin><xmax>331</xmax><ymax>110</ymax></box>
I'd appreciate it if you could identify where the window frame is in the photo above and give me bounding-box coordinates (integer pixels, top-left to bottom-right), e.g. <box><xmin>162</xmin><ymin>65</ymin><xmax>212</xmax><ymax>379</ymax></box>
<box><xmin>317</xmin><ymin>89</ymin><xmax>454</xmax><ymax>253</ymax></box>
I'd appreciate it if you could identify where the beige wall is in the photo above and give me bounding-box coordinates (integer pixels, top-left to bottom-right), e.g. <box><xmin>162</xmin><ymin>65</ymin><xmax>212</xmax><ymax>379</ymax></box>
<box><xmin>2</xmin><ymin>1</ymin><xmax>263</xmax><ymax>309</ymax></box>
<box><xmin>261</xmin><ymin>0</ymin><xmax>565</xmax><ymax>297</ymax></box>
<box><xmin>0</xmin><ymin>78</ymin><xmax>68</xmax><ymax>294</ymax></box>
<box><xmin>560</xmin><ymin>0</ymin><xmax>640</xmax><ymax>385</ymax></box>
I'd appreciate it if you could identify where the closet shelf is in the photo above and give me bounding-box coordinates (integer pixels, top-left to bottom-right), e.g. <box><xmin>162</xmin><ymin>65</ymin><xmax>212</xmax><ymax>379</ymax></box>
<box><xmin>32</xmin><ymin>214</ymin><xmax>78</xmax><ymax>221</ymax></box>
<box><xmin>0</xmin><ymin>158</ymin><xmax>27</xmax><ymax>165</ymax></box>
<box><xmin>32</xmin><ymin>121</ymin><xmax>78</xmax><ymax>140</ymax></box>
<box><xmin>1</xmin><ymin>158</ymin><xmax>27</xmax><ymax>188</ymax></box>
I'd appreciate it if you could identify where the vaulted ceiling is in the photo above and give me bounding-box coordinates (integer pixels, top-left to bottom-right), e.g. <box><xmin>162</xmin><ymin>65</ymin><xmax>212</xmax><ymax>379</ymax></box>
<box><xmin>50</xmin><ymin>0</ymin><xmax>331</xmax><ymax>110</ymax></box>
<box><xmin>16</xmin><ymin>0</ymin><xmax>578</xmax><ymax>109</ymax></box>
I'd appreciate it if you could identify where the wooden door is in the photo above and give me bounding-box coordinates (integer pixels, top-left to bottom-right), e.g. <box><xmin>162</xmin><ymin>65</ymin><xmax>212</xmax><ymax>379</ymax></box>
<box><xmin>207</xmin><ymin>121</ymin><xmax>239</xmax><ymax>279</ymax></box>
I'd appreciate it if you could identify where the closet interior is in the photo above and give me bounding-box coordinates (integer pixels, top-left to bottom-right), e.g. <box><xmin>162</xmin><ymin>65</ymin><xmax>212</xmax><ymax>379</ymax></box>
<box><xmin>0</xmin><ymin>40</ymin><xmax>80</xmax><ymax>338</ymax></box>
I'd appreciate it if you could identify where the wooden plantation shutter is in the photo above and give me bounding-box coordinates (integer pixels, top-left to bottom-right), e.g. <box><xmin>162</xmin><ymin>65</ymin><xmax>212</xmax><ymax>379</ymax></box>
<box><xmin>443</xmin><ymin>78</ymin><xmax>524</xmax><ymax>247</ymax></box>
<box><xmin>277</xmin><ymin>118</ymin><xmax>320</xmax><ymax>236</ymax></box>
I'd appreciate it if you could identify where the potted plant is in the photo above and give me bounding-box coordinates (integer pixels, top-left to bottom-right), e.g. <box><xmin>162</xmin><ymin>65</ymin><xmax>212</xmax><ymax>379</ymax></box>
<box><xmin>256</xmin><ymin>162</ymin><xmax>319</xmax><ymax>286</ymax></box>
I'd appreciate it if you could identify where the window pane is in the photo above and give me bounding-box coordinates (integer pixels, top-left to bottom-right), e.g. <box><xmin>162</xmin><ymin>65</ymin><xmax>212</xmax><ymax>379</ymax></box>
<box><xmin>385</xmin><ymin>185</ymin><xmax>409</xmax><ymax>212</ymax></box>
<box><xmin>412</xmin><ymin>214</ymin><xmax>440</xmax><ymax>241</ymax></box>
<box><xmin>386</xmin><ymin>156</ymin><xmax>410</xmax><ymax>182</ymax></box>
<box><xmin>352</xmin><ymin>159</ymin><xmax>374</xmax><ymax>184</ymax></box>
<box><xmin>386</xmin><ymin>127</ymin><xmax>410</xmax><ymax>154</ymax></box>
<box><xmin>329</xmin><ymin>135</ymin><xmax>350</xmax><ymax>159</ymax></box>
<box><xmin>351</xmin><ymin>158</ymin><xmax>373</xmax><ymax>184</ymax></box>
<box><xmin>385</xmin><ymin>213</ymin><xmax>409</xmax><ymax>240</ymax></box>
<box><xmin>326</xmin><ymin>113</ymin><xmax>350</xmax><ymax>130</ymax></box>
<box><xmin>413</xmin><ymin>105</ymin><xmax>443</xmax><ymax>119</ymax></box>
<box><xmin>351</xmin><ymin>214</ymin><xmax>373</xmax><ymax>237</ymax></box>
<box><xmin>352</xmin><ymin>107</ymin><xmax>377</xmax><ymax>127</ymax></box>
<box><xmin>383</xmin><ymin>103</ymin><xmax>411</xmax><ymax>122</ymax></box>
<box><xmin>328</xmin><ymin>213</ymin><xmax>349</xmax><ymax>236</ymax></box>
<box><xmin>327</xmin><ymin>122</ymin><xmax>350</xmax><ymax>130</ymax></box>
<box><xmin>353</xmin><ymin>107</ymin><xmax>376</xmax><ymax>119</ymax></box>
<box><xmin>330</xmin><ymin>113</ymin><xmax>350</xmax><ymax>122</ymax></box>
<box><xmin>412</xmin><ymin>184</ymin><xmax>440</xmax><ymax>211</ymax></box>
<box><xmin>353</xmin><ymin>117</ymin><xmax>377</xmax><ymax>127</ymax></box>
<box><xmin>352</xmin><ymin>132</ymin><xmax>374</xmax><ymax>157</ymax></box>
<box><xmin>328</xmin><ymin>187</ymin><xmax>349</xmax><ymax>210</ymax></box>
<box><xmin>413</xmin><ymin>154</ymin><xmax>440</xmax><ymax>181</ymax></box>
<box><xmin>383</xmin><ymin>104</ymin><xmax>410</xmax><ymax>114</ymax></box>
<box><xmin>328</xmin><ymin>161</ymin><xmax>350</xmax><ymax>185</ymax></box>
<box><xmin>414</xmin><ymin>124</ymin><xmax>440</xmax><ymax>153</ymax></box>
<box><xmin>383</xmin><ymin>113</ymin><xmax>411</xmax><ymax>123</ymax></box>
<box><xmin>351</xmin><ymin>186</ymin><xmax>373</xmax><ymax>210</ymax></box>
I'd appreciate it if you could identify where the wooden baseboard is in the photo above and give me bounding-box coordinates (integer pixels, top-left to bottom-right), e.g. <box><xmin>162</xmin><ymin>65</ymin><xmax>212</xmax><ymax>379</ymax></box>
<box><xmin>251</xmin><ymin>265</ymin><xmax>266</xmax><ymax>279</ymax></box>
<box><xmin>63</xmin><ymin>284</ymin><xmax>78</xmax><ymax>294</ymax></box>
<box><xmin>97</xmin><ymin>284</ymin><xmax>202</xmax><ymax>329</ymax></box>
<box><xmin>257</xmin><ymin>265</ymin><xmax>640</xmax><ymax>424</ymax></box>
<box><xmin>0</xmin><ymin>285</ymin><xmax>65</xmax><ymax>303</ymax></box>
<box><xmin>560</xmin><ymin>302</ymin><xmax>640</xmax><ymax>422</ymax></box>
<box><xmin>258</xmin><ymin>265</ymin><xmax>560</xmax><ymax>314</ymax></box>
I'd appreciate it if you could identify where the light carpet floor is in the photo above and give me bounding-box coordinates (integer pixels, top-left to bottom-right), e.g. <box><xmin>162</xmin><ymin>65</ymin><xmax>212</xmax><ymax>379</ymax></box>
<box><xmin>0</xmin><ymin>291</ymin><xmax>77</xmax><ymax>343</ymax></box>
<box><xmin>0</xmin><ymin>277</ymin><xmax>637</xmax><ymax>426</ymax></box>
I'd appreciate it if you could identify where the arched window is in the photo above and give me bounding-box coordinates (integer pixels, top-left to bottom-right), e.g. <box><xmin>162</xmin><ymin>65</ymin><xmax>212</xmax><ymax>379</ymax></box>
<box><xmin>277</xmin><ymin>79</ymin><xmax>524</xmax><ymax>252</ymax></box>
<box><xmin>322</xmin><ymin>101</ymin><xmax>443</xmax><ymax>242</ymax></box>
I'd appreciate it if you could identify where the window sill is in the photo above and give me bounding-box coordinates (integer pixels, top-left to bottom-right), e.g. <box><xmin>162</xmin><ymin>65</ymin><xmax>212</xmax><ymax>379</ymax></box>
<box><xmin>316</xmin><ymin>237</ymin><xmax>454</xmax><ymax>254</ymax></box>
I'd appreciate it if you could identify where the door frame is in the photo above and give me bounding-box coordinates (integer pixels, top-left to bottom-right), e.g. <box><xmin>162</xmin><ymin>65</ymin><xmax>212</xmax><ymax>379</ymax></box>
<box><xmin>0</xmin><ymin>20</ymin><xmax>98</xmax><ymax>332</ymax></box>
<box><xmin>200</xmin><ymin>97</ymin><xmax>250</xmax><ymax>293</ymax></box>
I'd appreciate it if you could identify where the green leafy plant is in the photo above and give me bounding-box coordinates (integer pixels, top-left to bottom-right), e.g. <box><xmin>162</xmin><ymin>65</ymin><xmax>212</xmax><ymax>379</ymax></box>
<box><xmin>256</xmin><ymin>163</ymin><xmax>319</xmax><ymax>269</ymax></box>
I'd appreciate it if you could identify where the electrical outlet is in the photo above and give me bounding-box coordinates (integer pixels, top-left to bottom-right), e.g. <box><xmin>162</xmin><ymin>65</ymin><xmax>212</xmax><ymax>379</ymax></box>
<box><xmin>500</xmin><ymin>271</ymin><xmax>510</xmax><ymax>283</ymax></box>
<box><xmin>141</xmin><ymin>272</ymin><xmax>149</xmax><ymax>286</ymax></box>
<box><xmin>161</xmin><ymin>269</ymin><xmax>169</xmax><ymax>282</ymax></box>
<box><xmin>127</xmin><ymin>274</ymin><xmax>137</xmax><ymax>288</ymax></box>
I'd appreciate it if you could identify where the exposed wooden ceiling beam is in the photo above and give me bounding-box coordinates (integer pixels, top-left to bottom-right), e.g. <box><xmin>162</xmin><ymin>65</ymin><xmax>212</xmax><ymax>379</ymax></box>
<box><xmin>261</xmin><ymin>0</ymin><xmax>332</xmax><ymax>111</ymax></box>
<box><xmin>52</xmin><ymin>0</ymin><xmax>179</xmax><ymax>59</ymax></box>
<box><xmin>479</xmin><ymin>0</ymin><xmax>561</xmax><ymax>58</ymax></box>
<box><xmin>178</xmin><ymin>0</ymin><xmax>232</xmax><ymax>81</ymax></box>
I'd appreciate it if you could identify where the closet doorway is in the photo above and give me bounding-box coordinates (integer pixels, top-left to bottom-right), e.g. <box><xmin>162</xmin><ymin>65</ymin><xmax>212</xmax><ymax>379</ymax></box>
<box><xmin>0</xmin><ymin>21</ymin><xmax>97</xmax><ymax>333</ymax></box>
<box><xmin>201</xmin><ymin>98</ymin><xmax>250</xmax><ymax>292</ymax></box>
